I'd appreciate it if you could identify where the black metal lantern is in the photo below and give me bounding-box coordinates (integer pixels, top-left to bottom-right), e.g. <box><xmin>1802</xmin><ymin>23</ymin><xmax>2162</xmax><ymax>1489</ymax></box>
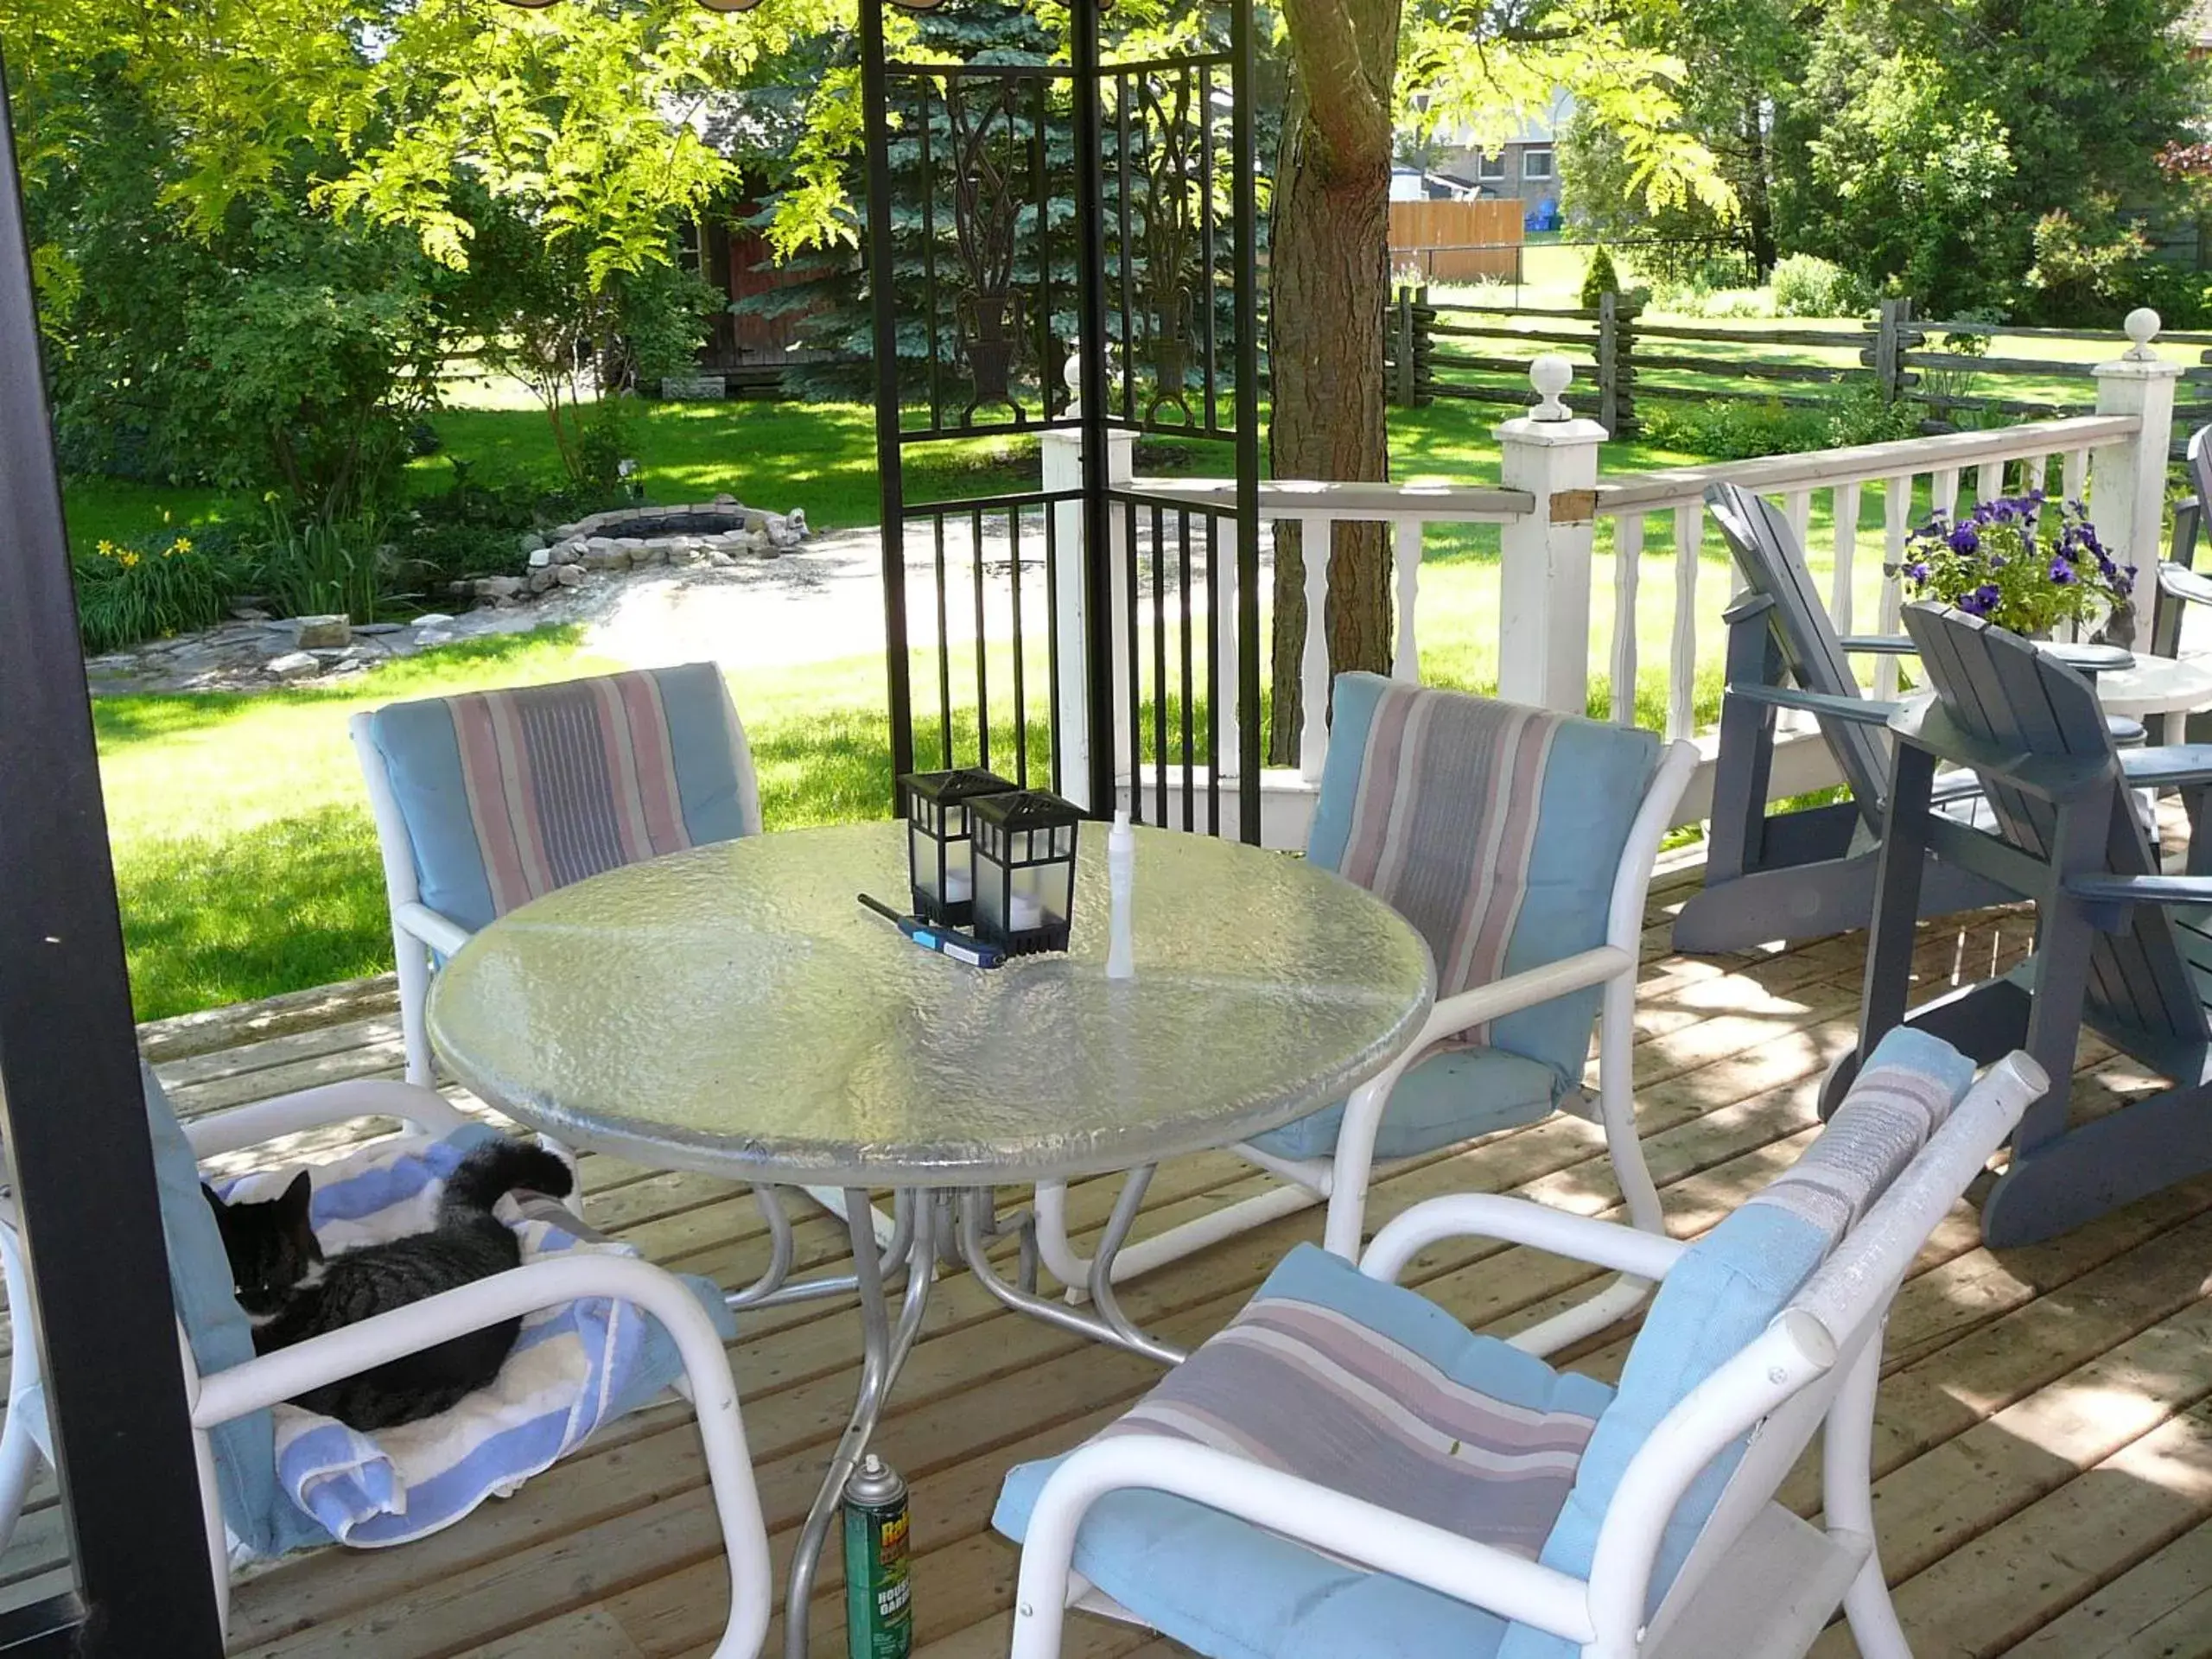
<box><xmin>969</xmin><ymin>789</ymin><xmax>1083</xmax><ymax>955</ymax></box>
<box><xmin>899</xmin><ymin>768</ymin><xmax>1016</xmax><ymax>925</ymax></box>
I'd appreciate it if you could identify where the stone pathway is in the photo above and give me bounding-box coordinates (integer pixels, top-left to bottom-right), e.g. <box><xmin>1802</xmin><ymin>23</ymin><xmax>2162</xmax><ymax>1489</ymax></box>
<box><xmin>83</xmin><ymin>514</ymin><xmax>1274</xmax><ymax>695</ymax></box>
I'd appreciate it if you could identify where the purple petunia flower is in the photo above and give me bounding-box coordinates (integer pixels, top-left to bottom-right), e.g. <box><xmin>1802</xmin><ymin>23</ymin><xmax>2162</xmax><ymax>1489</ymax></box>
<box><xmin>2050</xmin><ymin>556</ymin><xmax>2075</xmax><ymax>585</ymax></box>
<box><xmin>1948</xmin><ymin>525</ymin><xmax>1980</xmax><ymax>556</ymax></box>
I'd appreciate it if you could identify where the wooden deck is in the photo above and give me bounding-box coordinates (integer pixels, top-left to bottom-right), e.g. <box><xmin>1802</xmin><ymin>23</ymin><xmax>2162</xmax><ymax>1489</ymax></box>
<box><xmin>15</xmin><ymin>859</ymin><xmax>2212</xmax><ymax>1658</ymax></box>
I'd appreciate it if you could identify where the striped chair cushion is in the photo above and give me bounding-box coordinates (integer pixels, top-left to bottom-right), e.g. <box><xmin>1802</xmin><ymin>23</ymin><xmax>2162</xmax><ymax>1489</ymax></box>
<box><xmin>1278</xmin><ymin>674</ymin><xmax>1658</xmax><ymax>1154</ymax></box>
<box><xmin>993</xmin><ymin>1243</ymin><xmax>1614</xmax><ymax>1659</ymax></box>
<box><xmin>367</xmin><ymin>663</ymin><xmax>759</xmax><ymax>934</ymax></box>
<box><xmin>1505</xmin><ymin>1027</ymin><xmax>1980</xmax><ymax>1658</ymax></box>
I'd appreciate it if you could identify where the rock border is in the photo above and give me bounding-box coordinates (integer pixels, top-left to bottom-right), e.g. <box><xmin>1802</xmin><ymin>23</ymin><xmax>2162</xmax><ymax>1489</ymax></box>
<box><xmin>446</xmin><ymin>496</ymin><xmax>811</xmax><ymax>607</ymax></box>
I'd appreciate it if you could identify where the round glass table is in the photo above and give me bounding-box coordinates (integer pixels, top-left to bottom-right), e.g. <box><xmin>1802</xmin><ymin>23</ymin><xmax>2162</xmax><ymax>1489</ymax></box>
<box><xmin>429</xmin><ymin>819</ymin><xmax>1433</xmax><ymax>1656</ymax></box>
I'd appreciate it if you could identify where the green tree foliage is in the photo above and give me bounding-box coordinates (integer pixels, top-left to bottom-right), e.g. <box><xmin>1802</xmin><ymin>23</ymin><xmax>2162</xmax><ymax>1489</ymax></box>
<box><xmin>1783</xmin><ymin>0</ymin><xmax>2207</xmax><ymax>317</ymax></box>
<box><xmin>3</xmin><ymin>0</ymin><xmax>831</xmax><ymax>502</ymax></box>
<box><xmin>1579</xmin><ymin>244</ymin><xmax>1621</xmax><ymax>310</ymax></box>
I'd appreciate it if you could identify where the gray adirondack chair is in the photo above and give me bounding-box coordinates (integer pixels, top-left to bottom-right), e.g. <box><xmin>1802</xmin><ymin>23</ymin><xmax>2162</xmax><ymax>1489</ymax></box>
<box><xmin>2149</xmin><ymin>423</ymin><xmax>2211</xmax><ymax>681</ymax></box>
<box><xmin>1827</xmin><ymin>600</ymin><xmax>2212</xmax><ymax>1247</ymax></box>
<box><xmin>1675</xmin><ymin>481</ymin><xmax>2134</xmax><ymax>954</ymax></box>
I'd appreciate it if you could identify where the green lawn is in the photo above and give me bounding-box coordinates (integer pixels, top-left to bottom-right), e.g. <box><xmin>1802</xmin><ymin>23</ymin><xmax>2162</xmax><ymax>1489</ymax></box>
<box><xmin>71</xmin><ymin>377</ymin><xmax>2164</xmax><ymax>1021</ymax></box>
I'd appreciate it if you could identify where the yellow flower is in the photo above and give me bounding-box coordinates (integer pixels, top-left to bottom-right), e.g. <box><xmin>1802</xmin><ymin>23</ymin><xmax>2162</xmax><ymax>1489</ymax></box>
<box><xmin>96</xmin><ymin>539</ymin><xmax>119</xmax><ymax>559</ymax></box>
<box><xmin>117</xmin><ymin>550</ymin><xmax>140</xmax><ymax>569</ymax></box>
<box><xmin>169</xmin><ymin>537</ymin><xmax>192</xmax><ymax>556</ymax></box>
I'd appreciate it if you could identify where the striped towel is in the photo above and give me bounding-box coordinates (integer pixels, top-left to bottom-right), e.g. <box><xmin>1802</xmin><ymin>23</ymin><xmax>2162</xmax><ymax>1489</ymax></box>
<box><xmin>1337</xmin><ymin>685</ymin><xmax>1569</xmax><ymax>1049</ymax></box>
<box><xmin>218</xmin><ymin>1128</ymin><xmax>732</xmax><ymax>1548</ymax></box>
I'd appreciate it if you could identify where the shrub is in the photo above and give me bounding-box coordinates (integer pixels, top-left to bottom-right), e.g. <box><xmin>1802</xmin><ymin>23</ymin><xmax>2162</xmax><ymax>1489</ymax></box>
<box><xmin>1580</xmin><ymin>246</ymin><xmax>1622</xmax><ymax>312</ymax></box>
<box><xmin>1826</xmin><ymin>382</ymin><xmax>1923</xmax><ymax>448</ymax></box>
<box><xmin>1770</xmin><ymin>255</ymin><xmax>1875</xmax><ymax>319</ymax></box>
<box><xmin>75</xmin><ymin>530</ymin><xmax>246</xmax><ymax>653</ymax></box>
<box><xmin>255</xmin><ymin>507</ymin><xmax>386</xmax><ymax>624</ymax></box>
<box><xmin>1639</xmin><ymin>397</ymin><xmax>1829</xmax><ymax>460</ymax></box>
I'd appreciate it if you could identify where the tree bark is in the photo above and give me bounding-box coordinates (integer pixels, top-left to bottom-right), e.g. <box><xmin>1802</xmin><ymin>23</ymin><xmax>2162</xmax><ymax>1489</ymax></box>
<box><xmin>1264</xmin><ymin>0</ymin><xmax>1399</xmax><ymax>766</ymax></box>
<box><xmin>1740</xmin><ymin>99</ymin><xmax>1776</xmax><ymax>277</ymax></box>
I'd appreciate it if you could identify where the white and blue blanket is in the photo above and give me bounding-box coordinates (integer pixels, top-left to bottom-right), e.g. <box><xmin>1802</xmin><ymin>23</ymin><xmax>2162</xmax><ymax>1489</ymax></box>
<box><xmin>215</xmin><ymin>1124</ymin><xmax>734</xmax><ymax>1549</ymax></box>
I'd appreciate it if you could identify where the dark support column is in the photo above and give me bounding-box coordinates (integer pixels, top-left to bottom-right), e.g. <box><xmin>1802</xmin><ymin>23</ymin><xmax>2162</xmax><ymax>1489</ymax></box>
<box><xmin>861</xmin><ymin>0</ymin><xmax>915</xmax><ymax>795</ymax></box>
<box><xmin>1071</xmin><ymin>0</ymin><xmax>1116</xmax><ymax>818</ymax></box>
<box><xmin>1230</xmin><ymin>0</ymin><xmax>1262</xmax><ymax>841</ymax></box>
<box><xmin>0</xmin><ymin>59</ymin><xmax>223</xmax><ymax>1656</ymax></box>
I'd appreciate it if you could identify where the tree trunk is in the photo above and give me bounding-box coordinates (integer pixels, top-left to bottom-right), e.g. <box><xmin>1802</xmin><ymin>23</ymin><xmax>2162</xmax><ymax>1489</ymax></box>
<box><xmin>1263</xmin><ymin>14</ymin><xmax>1397</xmax><ymax>767</ymax></box>
<box><xmin>1740</xmin><ymin>99</ymin><xmax>1777</xmax><ymax>278</ymax></box>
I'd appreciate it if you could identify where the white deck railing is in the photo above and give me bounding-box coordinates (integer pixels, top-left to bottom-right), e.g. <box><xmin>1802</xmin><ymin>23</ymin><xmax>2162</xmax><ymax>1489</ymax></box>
<box><xmin>1043</xmin><ymin>311</ymin><xmax>2182</xmax><ymax>842</ymax></box>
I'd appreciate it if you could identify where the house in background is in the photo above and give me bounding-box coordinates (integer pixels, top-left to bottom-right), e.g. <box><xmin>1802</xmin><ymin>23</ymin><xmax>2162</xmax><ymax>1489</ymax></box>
<box><xmin>1427</xmin><ymin>89</ymin><xmax>1573</xmax><ymax>223</ymax></box>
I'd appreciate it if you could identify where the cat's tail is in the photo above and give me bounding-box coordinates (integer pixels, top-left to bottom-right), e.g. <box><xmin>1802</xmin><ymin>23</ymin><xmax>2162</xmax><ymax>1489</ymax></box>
<box><xmin>439</xmin><ymin>1139</ymin><xmax>575</xmax><ymax>1227</ymax></box>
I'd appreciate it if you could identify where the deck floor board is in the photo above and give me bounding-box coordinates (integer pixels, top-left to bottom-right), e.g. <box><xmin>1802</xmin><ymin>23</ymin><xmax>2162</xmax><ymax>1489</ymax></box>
<box><xmin>10</xmin><ymin>875</ymin><xmax>2212</xmax><ymax>1658</ymax></box>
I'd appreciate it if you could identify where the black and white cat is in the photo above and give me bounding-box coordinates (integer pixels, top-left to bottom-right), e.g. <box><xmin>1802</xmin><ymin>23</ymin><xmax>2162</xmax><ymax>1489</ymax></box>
<box><xmin>202</xmin><ymin>1139</ymin><xmax>575</xmax><ymax>1431</ymax></box>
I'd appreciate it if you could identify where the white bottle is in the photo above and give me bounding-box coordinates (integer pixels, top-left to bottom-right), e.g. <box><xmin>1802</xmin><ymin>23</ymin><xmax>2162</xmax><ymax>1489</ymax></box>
<box><xmin>1105</xmin><ymin>810</ymin><xmax>1136</xmax><ymax>980</ymax></box>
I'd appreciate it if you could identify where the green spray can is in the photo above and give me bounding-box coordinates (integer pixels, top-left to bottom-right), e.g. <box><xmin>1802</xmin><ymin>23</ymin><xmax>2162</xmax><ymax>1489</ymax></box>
<box><xmin>842</xmin><ymin>1452</ymin><xmax>912</xmax><ymax>1659</ymax></box>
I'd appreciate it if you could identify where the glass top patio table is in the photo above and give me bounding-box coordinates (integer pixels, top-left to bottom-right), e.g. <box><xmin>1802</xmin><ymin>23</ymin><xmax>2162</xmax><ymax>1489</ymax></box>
<box><xmin>427</xmin><ymin>820</ymin><xmax>1435</xmax><ymax>1188</ymax></box>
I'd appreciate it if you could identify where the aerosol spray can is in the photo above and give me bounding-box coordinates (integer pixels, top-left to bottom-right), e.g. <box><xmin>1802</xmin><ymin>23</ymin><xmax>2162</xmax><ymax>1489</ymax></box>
<box><xmin>842</xmin><ymin>1452</ymin><xmax>912</xmax><ymax>1659</ymax></box>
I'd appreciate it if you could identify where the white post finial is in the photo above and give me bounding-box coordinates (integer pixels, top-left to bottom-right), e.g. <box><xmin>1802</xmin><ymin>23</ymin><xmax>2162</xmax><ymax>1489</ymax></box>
<box><xmin>2125</xmin><ymin>308</ymin><xmax>2163</xmax><ymax>362</ymax></box>
<box><xmin>1529</xmin><ymin>355</ymin><xmax>1573</xmax><ymax>421</ymax></box>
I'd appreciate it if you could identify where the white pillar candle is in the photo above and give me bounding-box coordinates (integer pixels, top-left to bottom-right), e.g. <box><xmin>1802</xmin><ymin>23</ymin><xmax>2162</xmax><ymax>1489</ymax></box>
<box><xmin>1009</xmin><ymin>892</ymin><xmax>1044</xmax><ymax>931</ymax></box>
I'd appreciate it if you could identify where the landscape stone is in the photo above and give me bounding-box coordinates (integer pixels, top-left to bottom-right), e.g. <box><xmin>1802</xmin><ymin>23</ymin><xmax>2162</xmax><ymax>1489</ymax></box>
<box><xmin>295</xmin><ymin>613</ymin><xmax>351</xmax><ymax>650</ymax></box>
<box><xmin>527</xmin><ymin>547</ymin><xmax>552</xmax><ymax>569</ymax></box>
<box><xmin>416</xmin><ymin>628</ymin><xmax>455</xmax><ymax>647</ymax></box>
<box><xmin>354</xmin><ymin>621</ymin><xmax>404</xmax><ymax>635</ymax></box>
<box><xmin>410</xmin><ymin>613</ymin><xmax>454</xmax><ymax>630</ymax></box>
<box><xmin>553</xmin><ymin>563</ymin><xmax>586</xmax><ymax>587</ymax></box>
<box><xmin>265</xmin><ymin>651</ymin><xmax>318</xmax><ymax>679</ymax></box>
<box><xmin>230</xmin><ymin>607</ymin><xmax>272</xmax><ymax>623</ymax></box>
<box><xmin>519</xmin><ymin>531</ymin><xmax>546</xmax><ymax>555</ymax></box>
<box><xmin>527</xmin><ymin>568</ymin><xmax>556</xmax><ymax>594</ymax></box>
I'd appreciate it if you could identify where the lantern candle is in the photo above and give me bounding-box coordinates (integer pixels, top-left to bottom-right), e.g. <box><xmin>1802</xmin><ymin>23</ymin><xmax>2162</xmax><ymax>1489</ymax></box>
<box><xmin>969</xmin><ymin>789</ymin><xmax>1084</xmax><ymax>955</ymax></box>
<box><xmin>897</xmin><ymin>768</ymin><xmax>1016</xmax><ymax>926</ymax></box>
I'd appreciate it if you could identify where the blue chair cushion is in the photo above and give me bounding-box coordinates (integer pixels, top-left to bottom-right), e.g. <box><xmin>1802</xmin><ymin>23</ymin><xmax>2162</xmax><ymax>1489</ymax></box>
<box><xmin>1307</xmin><ymin>673</ymin><xmax>1658</xmax><ymax>1102</ymax></box>
<box><xmin>367</xmin><ymin>663</ymin><xmax>754</xmax><ymax>934</ymax></box>
<box><xmin>1500</xmin><ymin>1027</ymin><xmax>1980</xmax><ymax>1658</ymax></box>
<box><xmin>1246</xmin><ymin>1045</ymin><xmax>1563</xmax><ymax>1162</ymax></box>
<box><xmin>140</xmin><ymin>1064</ymin><xmax>330</xmax><ymax>1559</ymax></box>
<box><xmin>995</xmin><ymin>1244</ymin><xmax>1614</xmax><ymax>1659</ymax></box>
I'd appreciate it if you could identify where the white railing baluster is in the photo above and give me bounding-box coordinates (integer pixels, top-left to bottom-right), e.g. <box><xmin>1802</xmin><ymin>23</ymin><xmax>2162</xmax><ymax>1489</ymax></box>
<box><xmin>1878</xmin><ymin>474</ymin><xmax>1911</xmax><ymax>701</ymax></box>
<box><xmin>1392</xmin><ymin>518</ymin><xmax>1422</xmax><ymax>683</ymax></box>
<box><xmin>1931</xmin><ymin>467</ymin><xmax>1960</xmax><ymax>524</ymax></box>
<box><xmin>1784</xmin><ymin>490</ymin><xmax>1812</xmax><ymax>553</ymax></box>
<box><xmin>2022</xmin><ymin>453</ymin><xmax>2049</xmax><ymax>499</ymax></box>
<box><xmin>1215</xmin><ymin>520</ymin><xmax>1238</xmax><ymax>776</ymax></box>
<box><xmin>1611</xmin><ymin>514</ymin><xmax>1644</xmax><ymax>727</ymax></box>
<box><xmin>2064</xmin><ymin>448</ymin><xmax>2089</xmax><ymax>505</ymax></box>
<box><xmin>1831</xmin><ymin>480</ymin><xmax>1860</xmax><ymax>643</ymax></box>
<box><xmin>1974</xmin><ymin>460</ymin><xmax>2002</xmax><ymax>505</ymax></box>
<box><xmin>1669</xmin><ymin>503</ymin><xmax>1701</xmax><ymax>741</ymax></box>
<box><xmin>1299</xmin><ymin>514</ymin><xmax>1331</xmax><ymax>783</ymax></box>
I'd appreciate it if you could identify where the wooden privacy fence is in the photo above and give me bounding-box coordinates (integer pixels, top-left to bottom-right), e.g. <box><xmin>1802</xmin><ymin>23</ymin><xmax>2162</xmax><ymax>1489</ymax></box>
<box><xmin>1387</xmin><ymin>201</ymin><xmax>1523</xmax><ymax>283</ymax></box>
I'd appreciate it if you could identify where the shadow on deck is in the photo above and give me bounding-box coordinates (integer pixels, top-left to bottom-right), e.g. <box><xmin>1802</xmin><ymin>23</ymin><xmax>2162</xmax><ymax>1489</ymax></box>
<box><xmin>9</xmin><ymin>859</ymin><xmax>2212</xmax><ymax>1658</ymax></box>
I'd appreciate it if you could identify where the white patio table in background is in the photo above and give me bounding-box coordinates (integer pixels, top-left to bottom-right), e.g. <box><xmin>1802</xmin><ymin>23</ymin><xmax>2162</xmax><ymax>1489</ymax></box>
<box><xmin>427</xmin><ymin>819</ymin><xmax>1433</xmax><ymax>1658</ymax></box>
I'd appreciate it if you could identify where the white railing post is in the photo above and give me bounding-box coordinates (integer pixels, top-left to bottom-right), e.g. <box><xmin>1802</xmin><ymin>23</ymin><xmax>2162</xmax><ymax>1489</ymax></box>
<box><xmin>2091</xmin><ymin>308</ymin><xmax>2180</xmax><ymax>627</ymax></box>
<box><xmin>1042</xmin><ymin>388</ymin><xmax>1134</xmax><ymax>813</ymax></box>
<box><xmin>1497</xmin><ymin>358</ymin><xmax>1609</xmax><ymax>714</ymax></box>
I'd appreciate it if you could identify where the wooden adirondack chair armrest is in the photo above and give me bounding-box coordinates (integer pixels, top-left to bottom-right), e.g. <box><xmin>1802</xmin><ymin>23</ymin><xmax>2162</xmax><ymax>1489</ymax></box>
<box><xmin>1361</xmin><ymin>1195</ymin><xmax>1686</xmax><ymax>1287</ymax></box>
<box><xmin>2044</xmin><ymin>641</ymin><xmax>2135</xmax><ymax>677</ymax></box>
<box><xmin>2159</xmin><ymin>562</ymin><xmax>2212</xmax><ymax>610</ymax></box>
<box><xmin>183</xmin><ymin>1078</ymin><xmax>473</xmax><ymax>1160</ymax></box>
<box><xmin>1011</xmin><ymin>1437</ymin><xmax>1599</xmax><ymax>1654</ymax></box>
<box><xmin>1836</xmin><ymin>634</ymin><xmax>1918</xmax><ymax>656</ymax></box>
<box><xmin>2118</xmin><ymin>747</ymin><xmax>2212</xmax><ymax>791</ymax></box>
<box><xmin>1728</xmin><ymin>683</ymin><xmax>1902</xmax><ymax>725</ymax></box>
<box><xmin>2063</xmin><ymin>874</ymin><xmax>2212</xmax><ymax>919</ymax></box>
<box><xmin>395</xmin><ymin>900</ymin><xmax>471</xmax><ymax>958</ymax></box>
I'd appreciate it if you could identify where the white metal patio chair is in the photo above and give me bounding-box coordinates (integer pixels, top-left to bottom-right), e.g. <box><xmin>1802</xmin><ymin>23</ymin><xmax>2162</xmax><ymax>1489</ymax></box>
<box><xmin>997</xmin><ymin>1033</ymin><xmax>2046</xmax><ymax>1659</ymax></box>
<box><xmin>0</xmin><ymin>1066</ymin><xmax>772</xmax><ymax>1658</ymax></box>
<box><xmin>352</xmin><ymin>662</ymin><xmax>895</xmax><ymax>1265</ymax></box>
<box><xmin>1034</xmin><ymin>672</ymin><xmax>1697</xmax><ymax>1354</ymax></box>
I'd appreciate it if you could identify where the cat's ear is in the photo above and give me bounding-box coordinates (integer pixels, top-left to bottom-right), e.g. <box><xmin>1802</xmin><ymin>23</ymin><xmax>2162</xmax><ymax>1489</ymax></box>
<box><xmin>280</xmin><ymin>1172</ymin><xmax>319</xmax><ymax>1256</ymax></box>
<box><xmin>279</xmin><ymin>1171</ymin><xmax>313</xmax><ymax>1217</ymax></box>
